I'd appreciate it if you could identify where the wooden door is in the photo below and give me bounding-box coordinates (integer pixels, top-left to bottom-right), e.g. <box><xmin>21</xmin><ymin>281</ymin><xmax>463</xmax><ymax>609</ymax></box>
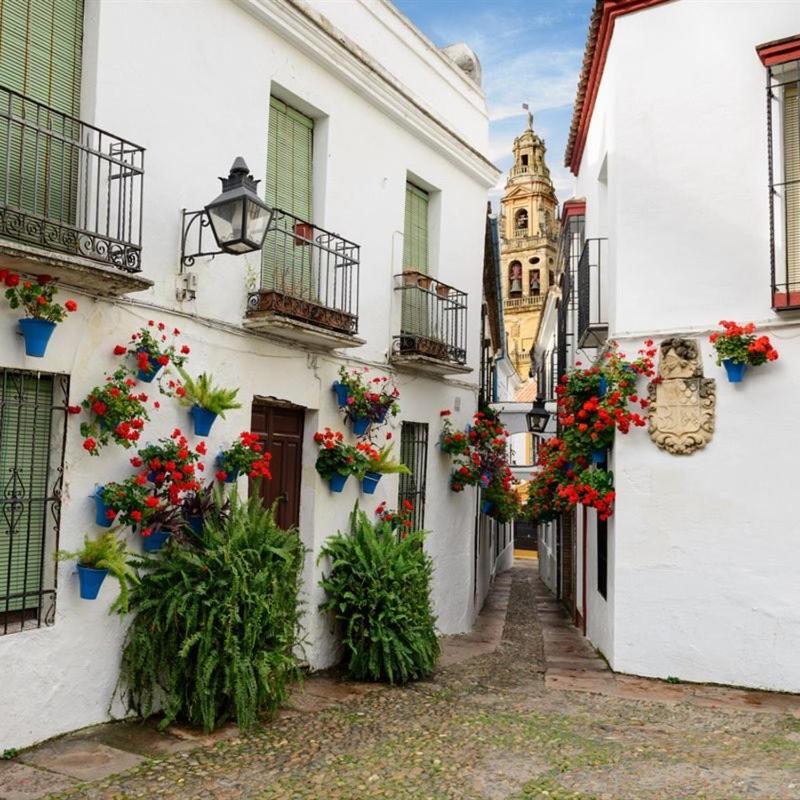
<box><xmin>250</xmin><ymin>401</ymin><xmax>304</xmax><ymax>530</ymax></box>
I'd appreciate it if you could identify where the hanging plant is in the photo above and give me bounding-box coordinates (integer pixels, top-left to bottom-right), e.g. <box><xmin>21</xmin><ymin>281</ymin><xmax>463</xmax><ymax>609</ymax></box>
<box><xmin>113</xmin><ymin>320</ymin><xmax>190</xmax><ymax>384</ymax></box>
<box><xmin>374</xmin><ymin>500</ymin><xmax>415</xmax><ymax>535</ymax></box>
<box><xmin>2</xmin><ymin>271</ymin><xmax>78</xmax><ymax>357</ymax></box>
<box><xmin>438</xmin><ymin>409</ymin><xmax>469</xmax><ymax>455</ymax></box>
<box><xmin>134</xmin><ymin>429</ymin><xmax>206</xmax><ymax>503</ymax></box>
<box><xmin>216</xmin><ymin>432</ymin><xmax>272</xmax><ymax>484</ymax></box>
<box><xmin>334</xmin><ymin>366</ymin><xmax>400</xmax><ymax>430</ymax></box>
<box><xmin>79</xmin><ymin>369</ymin><xmax>152</xmax><ymax>455</ymax></box>
<box><xmin>557</xmin><ymin>468</ymin><xmax>615</xmax><ymax>521</ymax></box>
<box><xmin>313</xmin><ymin>428</ymin><xmax>363</xmax><ymax>492</ymax></box>
<box><xmin>709</xmin><ymin>320</ymin><xmax>779</xmax><ymax>383</ymax></box>
<box><xmin>174</xmin><ymin>366</ymin><xmax>241</xmax><ymax>436</ymax></box>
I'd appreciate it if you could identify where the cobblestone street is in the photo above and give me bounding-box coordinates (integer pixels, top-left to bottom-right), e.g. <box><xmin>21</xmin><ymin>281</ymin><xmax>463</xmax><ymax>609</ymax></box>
<box><xmin>5</xmin><ymin>561</ymin><xmax>800</xmax><ymax>800</ymax></box>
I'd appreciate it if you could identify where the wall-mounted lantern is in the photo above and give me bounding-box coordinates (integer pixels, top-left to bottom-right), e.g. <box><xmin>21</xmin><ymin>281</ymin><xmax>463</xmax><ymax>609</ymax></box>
<box><xmin>526</xmin><ymin>397</ymin><xmax>551</xmax><ymax>434</ymax></box>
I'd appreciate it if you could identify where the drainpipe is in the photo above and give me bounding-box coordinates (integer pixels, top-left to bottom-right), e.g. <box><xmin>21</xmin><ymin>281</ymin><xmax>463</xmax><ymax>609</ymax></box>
<box><xmin>582</xmin><ymin>506</ymin><xmax>588</xmax><ymax>636</ymax></box>
<box><xmin>490</xmin><ymin>213</ymin><xmax>505</xmax><ymax>402</ymax></box>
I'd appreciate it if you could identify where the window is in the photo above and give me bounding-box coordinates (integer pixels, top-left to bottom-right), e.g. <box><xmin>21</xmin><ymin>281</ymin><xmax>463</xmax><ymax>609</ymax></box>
<box><xmin>515</xmin><ymin>208</ymin><xmax>528</xmax><ymax>232</ymax></box>
<box><xmin>760</xmin><ymin>39</ymin><xmax>800</xmax><ymax>307</ymax></box>
<box><xmin>597</xmin><ymin>519</ymin><xmax>608</xmax><ymax>600</ymax></box>
<box><xmin>521</xmin><ymin>154</ymin><xmax>529</xmax><ymax>167</ymax></box>
<box><xmin>508</xmin><ymin>260</ymin><xmax>522</xmax><ymax>295</ymax></box>
<box><xmin>403</xmin><ymin>183</ymin><xmax>429</xmax><ymax>273</ymax></box>
<box><xmin>398</xmin><ymin>422</ymin><xmax>428</xmax><ymax>533</ymax></box>
<box><xmin>0</xmin><ymin>370</ymin><xmax>68</xmax><ymax>635</ymax></box>
<box><xmin>529</xmin><ymin>269</ymin><xmax>541</xmax><ymax>295</ymax></box>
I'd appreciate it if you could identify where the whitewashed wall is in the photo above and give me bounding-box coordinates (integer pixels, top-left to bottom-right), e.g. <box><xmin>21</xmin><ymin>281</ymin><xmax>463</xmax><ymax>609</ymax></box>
<box><xmin>573</xmin><ymin>0</ymin><xmax>800</xmax><ymax>691</ymax></box>
<box><xmin>0</xmin><ymin>0</ymin><xmax>498</xmax><ymax>749</ymax></box>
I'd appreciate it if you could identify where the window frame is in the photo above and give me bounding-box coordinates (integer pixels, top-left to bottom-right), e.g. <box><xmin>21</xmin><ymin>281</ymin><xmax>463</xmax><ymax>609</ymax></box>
<box><xmin>398</xmin><ymin>421</ymin><xmax>428</xmax><ymax>534</ymax></box>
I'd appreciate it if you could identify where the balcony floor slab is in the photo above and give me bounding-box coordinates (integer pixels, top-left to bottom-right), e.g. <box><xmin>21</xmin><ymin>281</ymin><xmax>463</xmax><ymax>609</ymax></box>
<box><xmin>389</xmin><ymin>352</ymin><xmax>472</xmax><ymax>376</ymax></box>
<box><xmin>243</xmin><ymin>312</ymin><xmax>365</xmax><ymax>350</ymax></box>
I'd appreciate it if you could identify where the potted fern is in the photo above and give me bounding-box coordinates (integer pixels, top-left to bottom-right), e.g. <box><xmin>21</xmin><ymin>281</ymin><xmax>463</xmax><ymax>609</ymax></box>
<box><xmin>176</xmin><ymin>366</ymin><xmax>241</xmax><ymax>436</ymax></box>
<box><xmin>356</xmin><ymin>443</ymin><xmax>411</xmax><ymax>494</ymax></box>
<box><xmin>56</xmin><ymin>532</ymin><xmax>138</xmax><ymax>611</ymax></box>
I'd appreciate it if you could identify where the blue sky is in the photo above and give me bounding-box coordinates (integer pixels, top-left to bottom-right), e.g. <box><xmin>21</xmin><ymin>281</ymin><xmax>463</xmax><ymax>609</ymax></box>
<box><xmin>393</xmin><ymin>0</ymin><xmax>593</xmax><ymax>205</ymax></box>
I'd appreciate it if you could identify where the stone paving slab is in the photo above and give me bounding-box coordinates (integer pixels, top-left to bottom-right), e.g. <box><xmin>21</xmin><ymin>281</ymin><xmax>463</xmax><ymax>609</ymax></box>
<box><xmin>0</xmin><ymin>761</ymin><xmax>77</xmax><ymax>800</ymax></box>
<box><xmin>19</xmin><ymin>740</ymin><xmax>144</xmax><ymax>782</ymax></box>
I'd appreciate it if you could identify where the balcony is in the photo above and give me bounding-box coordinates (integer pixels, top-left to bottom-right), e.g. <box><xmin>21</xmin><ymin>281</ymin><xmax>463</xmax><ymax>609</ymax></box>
<box><xmin>504</xmin><ymin>294</ymin><xmax>544</xmax><ymax>313</ymax></box>
<box><xmin>577</xmin><ymin>237</ymin><xmax>608</xmax><ymax>348</ymax></box>
<box><xmin>0</xmin><ymin>86</ymin><xmax>150</xmax><ymax>296</ymax></box>
<box><xmin>245</xmin><ymin>209</ymin><xmax>362</xmax><ymax>349</ymax></box>
<box><xmin>391</xmin><ymin>272</ymin><xmax>470</xmax><ymax>375</ymax></box>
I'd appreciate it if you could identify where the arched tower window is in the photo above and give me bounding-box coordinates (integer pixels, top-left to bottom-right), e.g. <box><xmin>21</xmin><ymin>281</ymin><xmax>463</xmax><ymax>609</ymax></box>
<box><xmin>529</xmin><ymin>269</ymin><xmax>541</xmax><ymax>296</ymax></box>
<box><xmin>515</xmin><ymin>209</ymin><xmax>528</xmax><ymax>233</ymax></box>
<box><xmin>508</xmin><ymin>260</ymin><xmax>522</xmax><ymax>296</ymax></box>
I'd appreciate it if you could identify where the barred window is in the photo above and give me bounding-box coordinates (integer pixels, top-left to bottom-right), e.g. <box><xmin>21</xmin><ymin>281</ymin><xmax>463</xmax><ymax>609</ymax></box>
<box><xmin>0</xmin><ymin>370</ymin><xmax>68</xmax><ymax>635</ymax></box>
<box><xmin>398</xmin><ymin>422</ymin><xmax>428</xmax><ymax>533</ymax></box>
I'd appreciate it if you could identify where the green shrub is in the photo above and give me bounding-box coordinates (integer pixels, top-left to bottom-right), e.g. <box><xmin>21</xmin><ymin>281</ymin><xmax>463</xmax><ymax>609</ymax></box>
<box><xmin>120</xmin><ymin>492</ymin><xmax>305</xmax><ymax>732</ymax></box>
<box><xmin>318</xmin><ymin>506</ymin><xmax>439</xmax><ymax>684</ymax></box>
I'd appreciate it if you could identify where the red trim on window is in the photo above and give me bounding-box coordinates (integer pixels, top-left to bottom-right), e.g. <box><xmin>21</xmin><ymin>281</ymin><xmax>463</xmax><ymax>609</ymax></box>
<box><xmin>561</xmin><ymin>199</ymin><xmax>586</xmax><ymax>223</ymax></box>
<box><xmin>567</xmin><ymin>0</ymin><xmax>672</xmax><ymax>175</ymax></box>
<box><xmin>757</xmin><ymin>35</ymin><xmax>800</xmax><ymax>67</ymax></box>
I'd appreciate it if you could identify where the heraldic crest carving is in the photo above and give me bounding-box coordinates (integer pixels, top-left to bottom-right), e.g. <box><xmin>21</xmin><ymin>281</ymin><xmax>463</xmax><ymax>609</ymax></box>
<box><xmin>648</xmin><ymin>337</ymin><xmax>715</xmax><ymax>455</ymax></box>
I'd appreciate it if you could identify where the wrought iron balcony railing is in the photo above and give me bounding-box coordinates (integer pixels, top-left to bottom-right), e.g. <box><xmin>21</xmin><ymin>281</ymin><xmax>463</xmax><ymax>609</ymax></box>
<box><xmin>577</xmin><ymin>237</ymin><xmax>608</xmax><ymax>348</ymax></box>
<box><xmin>246</xmin><ymin>209</ymin><xmax>359</xmax><ymax>336</ymax></box>
<box><xmin>393</xmin><ymin>272</ymin><xmax>467</xmax><ymax>366</ymax></box>
<box><xmin>0</xmin><ymin>85</ymin><xmax>144</xmax><ymax>273</ymax></box>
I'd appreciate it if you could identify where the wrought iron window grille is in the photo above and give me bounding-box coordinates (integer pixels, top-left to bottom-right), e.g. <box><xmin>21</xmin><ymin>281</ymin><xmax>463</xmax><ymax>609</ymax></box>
<box><xmin>398</xmin><ymin>422</ymin><xmax>428</xmax><ymax>537</ymax></box>
<box><xmin>576</xmin><ymin>237</ymin><xmax>608</xmax><ymax>348</ymax></box>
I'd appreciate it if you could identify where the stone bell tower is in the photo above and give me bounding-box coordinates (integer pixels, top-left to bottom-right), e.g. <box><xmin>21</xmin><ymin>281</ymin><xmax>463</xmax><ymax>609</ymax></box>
<box><xmin>499</xmin><ymin>109</ymin><xmax>559</xmax><ymax>380</ymax></box>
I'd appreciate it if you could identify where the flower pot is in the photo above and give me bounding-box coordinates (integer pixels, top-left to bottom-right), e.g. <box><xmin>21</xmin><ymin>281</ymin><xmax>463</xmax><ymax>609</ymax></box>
<box><xmin>142</xmin><ymin>528</ymin><xmax>171</xmax><ymax>552</ymax></box>
<box><xmin>481</xmin><ymin>500</ymin><xmax>493</xmax><ymax>515</ymax></box>
<box><xmin>361</xmin><ymin>471</ymin><xmax>382</xmax><ymax>494</ymax></box>
<box><xmin>416</xmin><ymin>275</ymin><xmax>432</xmax><ymax>290</ymax></box>
<box><xmin>186</xmin><ymin>514</ymin><xmax>204</xmax><ymax>536</ymax></box>
<box><xmin>76</xmin><ymin>564</ymin><xmax>108</xmax><ymax>600</ymax></box>
<box><xmin>332</xmin><ymin>382</ymin><xmax>350</xmax><ymax>407</ymax></box>
<box><xmin>136</xmin><ymin>349</ymin><xmax>163</xmax><ymax>383</ymax></box>
<box><xmin>328</xmin><ymin>473</ymin><xmax>348</xmax><ymax>493</ymax></box>
<box><xmin>591</xmin><ymin>448</ymin><xmax>607</xmax><ymax>464</ymax></box>
<box><xmin>19</xmin><ymin>318</ymin><xmax>56</xmax><ymax>357</ymax></box>
<box><xmin>722</xmin><ymin>359</ymin><xmax>747</xmax><ymax>383</ymax></box>
<box><xmin>435</xmin><ymin>283</ymin><xmax>451</xmax><ymax>299</ymax></box>
<box><xmin>294</xmin><ymin>221</ymin><xmax>313</xmax><ymax>245</ymax></box>
<box><xmin>216</xmin><ymin>453</ymin><xmax>240</xmax><ymax>483</ymax></box>
<box><xmin>351</xmin><ymin>416</ymin><xmax>370</xmax><ymax>436</ymax></box>
<box><xmin>190</xmin><ymin>405</ymin><xmax>217</xmax><ymax>436</ymax></box>
<box><xmin>94</xmin><ymin>486</ymin><xmax>115</xmax><ymax>527</ymax></box>
<box><xmin>598</xmin><ymin>376</ymin><xmax>608</xmax><ymax>397</ymax></box>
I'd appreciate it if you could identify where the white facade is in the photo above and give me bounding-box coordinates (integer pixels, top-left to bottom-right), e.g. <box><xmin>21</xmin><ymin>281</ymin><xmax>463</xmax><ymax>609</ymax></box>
<box><xmin>538</xmin><ymin>0</ymin><xmax>800</xmax><ymax>692</ymax></box>
<box><xmin>0</xmin><ymin>0</ymin><xmax>499</xmax><ymax>750</ymax></box>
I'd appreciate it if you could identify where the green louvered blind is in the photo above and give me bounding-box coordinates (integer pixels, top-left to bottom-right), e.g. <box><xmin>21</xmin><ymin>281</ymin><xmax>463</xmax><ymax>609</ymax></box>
<box><xmin>785</xmin><ymin>84</ymin><xmax>800</xmax><ymax>289</ymax></box>
<box><xmin>0</xmin><ymin>372</ymin><xmax>54</xmax><ymax>616</ymax></box>
<box><xmin>0</xmin><ymin>0</ymin><xmax>83</xmax><ymax>219</ymax></box>
<box><xmin>403</xmin><ymin>182</ymin><xmax>429</xmax><ymax>273</ymax></box>
<box><xmin>263</xmin><ymin>97</ymin><xmax>313</xmax><ymax>296</ymax></box>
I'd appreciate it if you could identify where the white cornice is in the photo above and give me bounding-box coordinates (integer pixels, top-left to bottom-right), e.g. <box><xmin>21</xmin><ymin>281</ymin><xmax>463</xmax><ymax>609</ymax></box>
<box><xmin>232</xmin><ymin>0</ymin><xmax>500</xmax><ymax>188</ymax></box>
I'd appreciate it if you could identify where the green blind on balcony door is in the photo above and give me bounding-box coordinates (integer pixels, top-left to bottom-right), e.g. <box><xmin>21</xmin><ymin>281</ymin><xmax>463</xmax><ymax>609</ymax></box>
<box><xmin>263</xmin><ymin>97</ymin><xmax>313</xmax><ymax>295</ymax></box>
<box><xmin>0</xmin><ymin>373</ymin><xmax>53</xmax><ymax>613</ymax></box>
<box><xmin>785</xmin><ymin>84</ymin><xmax>800</xmax><ymax>289</ymax></box>
<box><xmin>0</xmin><ymin>0</ymin><xmax>83</xmax><ymax>219</ymax></box>
<box><xmin>403</xmin><ymin>182</ymin><xmax>429</xmax><ymax>273</ymax></box>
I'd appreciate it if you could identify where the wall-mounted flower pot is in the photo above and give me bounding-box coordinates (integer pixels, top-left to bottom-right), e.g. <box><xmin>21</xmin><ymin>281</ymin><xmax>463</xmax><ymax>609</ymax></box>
<box><xmin>190</xmin><ymin>405</ymin><xmax>217</xmax><ymax>436</ymax></box>
<box><xmin>598</xmin><ymin>376</ymin><xmax>608</xmax><ymax>397</ymax></box>
<box><xmin>481</xmin><ymin>500</ymin><xmax>493</xmax><ymax>515</ymax></box>
<box><xmin>19</xmin><ymin>318</ymin><xmax>56</xmax><ymax>357</ymax></box>
<box><xmin>375</xmin><ymin>406</ymin><xmax>390</xmax><ymax>424</ymax></box>
<box><xmin>76</xmin><ymin>564</ymin><xmax>108</xmax><ymax>600</ymax></box>
<box><xmin>332</xmin><ymin>382</ymin><xmax>350</xmax><ymax>407</ymax></box>
<box><xmin>94</xmin><ymin>486</ymin><xmax>115</xmax><ymax>527</ymax></box>
<box><xmin>294</xmin><ymin>222</ymin><xmax>313</xmax><ymax>245</ymax></box>
<box><xmin>591</xmin><ymin>448</ymin><xmax>607</xmax><ymax>464</ymax></box>
<box><xmin>143</xmin><ymin>528</ymin><xmax>171</xmax><ymax>552</ymax></box>
<box><xmin>186</xmin><ymin>514</ymin><xmax>203</xmax><ymax>536</ymax></box>
<box><xmin>351</xmin><ymin>416</ymin><xmax>370</xmax><ymax>436</ymax></box>
<box><xmin>328</xmin><ymin>473</ymin><xmax>348</xmax><ymax>493</ymax></box>
<box><xmin>361</xmin><ymin>471</ymin><xmax>382</xmax><ymax>494</ymax></box>
<box><xmin>136</xmin><ymin>349</ymin><xmax>163</xmax><ymax>383</ymax></box>
<box><xmin>216</xmin><ymin>454</ymin><xmax>240</xmax><ymax>483</ymax></box>
<box><xmin>435</xmin><ymin>284</ymin><xmax>451</xmax><ymax>299</ymax></box>
<box><xmin>416</xmin><ymin>275</ymin><xmax>432</xmax><ymax>290</ymax></box>
<box><xmin>722</xmin><ymin>359</ymin><xmax>747</xmax><ymax>383</ymax></box>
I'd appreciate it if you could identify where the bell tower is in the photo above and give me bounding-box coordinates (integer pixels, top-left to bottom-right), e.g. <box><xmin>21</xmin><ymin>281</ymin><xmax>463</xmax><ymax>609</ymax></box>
<box><xmin>499</xmin><ymin>109</ymin><xmax>559</xmax><ymax>380</ymax></box>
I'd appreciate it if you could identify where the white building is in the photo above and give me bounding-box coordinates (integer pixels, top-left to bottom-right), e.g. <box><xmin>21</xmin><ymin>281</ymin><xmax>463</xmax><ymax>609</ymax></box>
<box><xmin>534</xmin><ymin>0</ymin><xmax>800</xmax><ymax>693</ymax></box>
<box><xmin>0</xmin><ymin>0</ymin><xmax>500</xmax><ymax>750</ymax></box>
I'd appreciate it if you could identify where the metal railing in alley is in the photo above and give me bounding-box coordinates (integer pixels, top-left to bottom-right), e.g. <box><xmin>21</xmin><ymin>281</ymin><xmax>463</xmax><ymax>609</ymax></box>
<box><xmin>0</xmin><ymin>85</ymin><xmax>144</xmax><ymax>273</ymax></box>
<box><xmin>577</xmin><ymin>237</ymin><xmax>608</xmax><ymax>348</ymax></box>
<box><xmin>246</xmin><ymin>209</ymin><xmax>360</xmax><ymax>335</ymax></box>
<box><xmin>393</xmin><ymin>272</ymin><xmax>467</xmax><ymax>365</ymax></box>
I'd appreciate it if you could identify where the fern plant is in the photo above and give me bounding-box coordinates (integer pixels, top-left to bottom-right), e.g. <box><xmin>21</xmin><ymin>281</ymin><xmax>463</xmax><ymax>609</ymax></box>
<box><xmin>175</xmin><ymin>365</ymin><xmax>241</xmax><ymax>416</ymax></box>
<box><xmin>318</xmin><ymin>505</ymin><xmax>439</xmax><ymax>684</ymax></box>
<box><xmin>364</xmin><ymin>445</ymin><xmax>412</xmax><ymax>476</ymax></box>
<box><xmin>120</xmin><ymin>491</ymin><xmax>305</xmax><ymax>732</ymax></box>
<box><xmin>56</xmin><ymin>532</ymin><xmax>139</xmax><ymax>613</ymax></box>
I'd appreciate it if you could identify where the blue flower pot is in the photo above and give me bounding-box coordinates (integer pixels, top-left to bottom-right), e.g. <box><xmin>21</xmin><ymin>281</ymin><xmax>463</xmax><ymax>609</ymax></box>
<box><xmin>186</xmin><ymin>514</ymin><xmax>203</xmax><ymax>536</ymax></box>
<box><xmin>361</xmin><ymin>471</ymin><xmax>382</xmax><ymax>494</ymax></box>
<box><xmin>591</xmin><ymin>448</ymin><xmax>607</xmax><ymax>464</ymax></box>
<box><xmin>723</xmin><ymin>359</ymin><xmax>747</xmax><ymax>383</ymax></box>
<box><xmin>328</xmin><ymin>473</ymin><xmax>348</xmax><ymax>493</ymax></box>
<box><xmin>143</xmin><ymin>528</ymin><xmax>171</xmax><ymax>552</ymax></box>
<box><xmin>598</xmin><ymin>376</ymin><xmax>608</xmax><ymax>397</ymax></box>
<box><xmin>136</xmin><ymin>350</ymin><xmax>163</xmax><ymax>383</ymax></box>
<box><xmin>216</xmin><ymin>453</ymin><xmax>240</xmax><ymax>483</ymax></box>
<box><xmin>332</xmin><ymin>382</ymin><xmax>350</xmax><ymax>407</ymax></box>
<box><xmin>19</xmin><ymin>318</ymin><xmax>56</xmax><ymax>357</ymax></box>
<box><xmin>190</xmin><ymin>405</ymin><xmax>217</xmax><ymax>436</ymax></box>
<box><xmin>94</xmin><ymin>486</ymin><xmax>115</xmax><ymax>527</ymax></box>
<box><xmin>351</xmin><ymin>416</ymin><xmax>370</xmax><ymax>436</ymax></box>
<box><xmin>77</xmin><ymin>564</ymin><xmax>108</xmax><ymax>600</ymax></box>
<box><xmin>376</xmin><ymin>407</ymin><xmax>389</xmax><ymax>424</ymax></box>
<box><xmin>481</xmin><ymin>500</ymin><xmax>493</xmax><ymax>515</ymax></box>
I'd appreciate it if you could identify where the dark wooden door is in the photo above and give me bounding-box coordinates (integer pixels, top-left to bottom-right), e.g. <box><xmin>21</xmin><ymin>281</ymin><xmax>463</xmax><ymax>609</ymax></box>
<box><xmin>250</xmin><ymin>401</ymin><xmax>304</xmax><ymax>530</ymax></box>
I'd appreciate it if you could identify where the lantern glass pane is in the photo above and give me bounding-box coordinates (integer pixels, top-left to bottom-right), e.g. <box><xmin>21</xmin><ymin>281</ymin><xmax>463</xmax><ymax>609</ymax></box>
<box><xmin>207</xmin><ymin>198</ymin><xmax>244</xmax><ymax>246</ymax></box>
<box><xmin>245</xmin><ymin>198</ymin><xmax>271</xmax><ymax>248</ymax></box>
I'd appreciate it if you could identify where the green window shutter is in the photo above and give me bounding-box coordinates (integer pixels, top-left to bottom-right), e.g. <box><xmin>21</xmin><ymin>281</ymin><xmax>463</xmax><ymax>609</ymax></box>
<box><xmin>403</xmin><ymin>182</ymin><xmax>429</xmax><ymax>273</ymax></box>
<box><xmin>0</xmin><ymin>373</ymin><xmax>54</xmax><ymax>614</ymax></box>
<box><xmin>0</xmin><ymin>0</ymin><xmax>83</xmax><ymax>221</ymax></box>
<box><xmin>262</xmin><ymin>96</ymin><xmax>313</xmax><ymax>295</ymax></box>
<box><xmin>784</xmin><ymin>84</ymin><xmax>800</xmax><ymax>289</ymax></box>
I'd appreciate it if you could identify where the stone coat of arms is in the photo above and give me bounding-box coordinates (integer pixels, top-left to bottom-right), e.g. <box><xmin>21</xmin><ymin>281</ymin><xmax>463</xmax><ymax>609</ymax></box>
<box><xmin>648</xmin><ymin>338</ymin><xmax>715</xmax><ymax>455</ymax></box>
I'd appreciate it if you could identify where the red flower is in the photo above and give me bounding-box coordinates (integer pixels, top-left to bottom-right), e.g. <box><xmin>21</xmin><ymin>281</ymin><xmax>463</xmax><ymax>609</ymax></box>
<box><xmin>36</xmin><ymin>295</ymin><xmax>47</xmax><ymax>306</ymax></box>
<box><xmin>67</xmin><ymin>405</ymin><xmax>81</xmax><ymax>414</ymax></box>
<box><xmin>130</xmin><ymin>456</ymin><xmax>143</xmax><ymax>468</ymax></box>
<box><xmin>91</xmin><ymin>401</ymin><xmax>107</xmax><ymax>416</ymax></box>
<box><xmin>5</xmin><ymin>273</ymin><xmax>19</xmax><ymax>287</ymax></box>
<box><xmin>386</xmin><ymin>432</ymin><xmax>393</xmax><ymax>440</ymax></box>
<box><xmin>440</xmin><ymin>409</ymin><xmax>451</xmax><ymax>417</ymax></box>
<box><xmin>180</xmin><ymin>345</ymin><xmax>190</xmax><ymax>355</ymax></box>
<box><xmin>105</xmin><ymin>508</ymin><xmax>117</xmax><ymax>520</ymax></box>
<box><xmin>173</xmin><ymin>327</ymin><xmax>181</xmax><ymax>335</ymax></box>
<box><xmin>153</xmin><ymin>401</ymin><xmax>160</xmax><ymax>409</ymax></box>
<box><xmin>145</xmin><ymin>496</ymin><xmax>159</xmax><ymax>509</ymax></box>
<box><xmin>64</xmin><ymin>299</ymin><xmax>77</xmax><ymax>312</ymax></box>
<box><xmin>36</xmin><ymin>274</ymin><xmax>52</xmax><ymax>285</ymax></box>
<box><xmin>196</xmin><ymin>441</ymin><xmax>207</xmax><ymax>455</ymax></box>
<box><xmin>83</xmin><ymin>437</ymin><xmax>97</xmax><ymax>452</ymax></box>
<box><xmin>157</xmin><ymin>355</ymin><xmax>169</xmax><ymax>366</ymax></box>
<box><xmin>216</xmin><ymin>470</ymin><xmax>227</xmax><ymax>481</ymax></box>
<box><xmin>314</xmin><ymin>432</ymin><xmax>324</xmax><ymax>443</ymax></box>
<box><xmin>113</xmin><ymin>345</ymin><xmax>127</xmax><ymax>355</ymax></box>
<box><xmin>130</xmin><ymin>510</ymin><xmax>142</xmax><ymax>523</ymax></box>
<box><xmin>158</xmin><ymin>322</ymin><xmax>165</xmax><ymax>331</ymax></box>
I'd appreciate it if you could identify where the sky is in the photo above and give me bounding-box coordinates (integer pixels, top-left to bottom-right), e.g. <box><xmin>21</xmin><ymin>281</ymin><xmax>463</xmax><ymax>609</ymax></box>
<box><xmin>392</xmin><ymin>0</ymin><xmax>594</xmax><ymax>207</ymax></box>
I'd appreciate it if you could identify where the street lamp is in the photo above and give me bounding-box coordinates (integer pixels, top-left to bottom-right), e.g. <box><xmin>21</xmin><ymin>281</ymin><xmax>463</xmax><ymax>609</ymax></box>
<box><xmin>526</xmin><ymin>398</ymin><xmax>550</xmax><ymax>434</ymax></box>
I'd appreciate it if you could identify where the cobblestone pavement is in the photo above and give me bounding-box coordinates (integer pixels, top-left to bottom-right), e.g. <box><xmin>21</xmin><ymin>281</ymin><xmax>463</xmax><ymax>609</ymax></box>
<box><xmin>9</xmin><ymin>561</ymin><xmax>800</xmax><ymax>800</ymax></box>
